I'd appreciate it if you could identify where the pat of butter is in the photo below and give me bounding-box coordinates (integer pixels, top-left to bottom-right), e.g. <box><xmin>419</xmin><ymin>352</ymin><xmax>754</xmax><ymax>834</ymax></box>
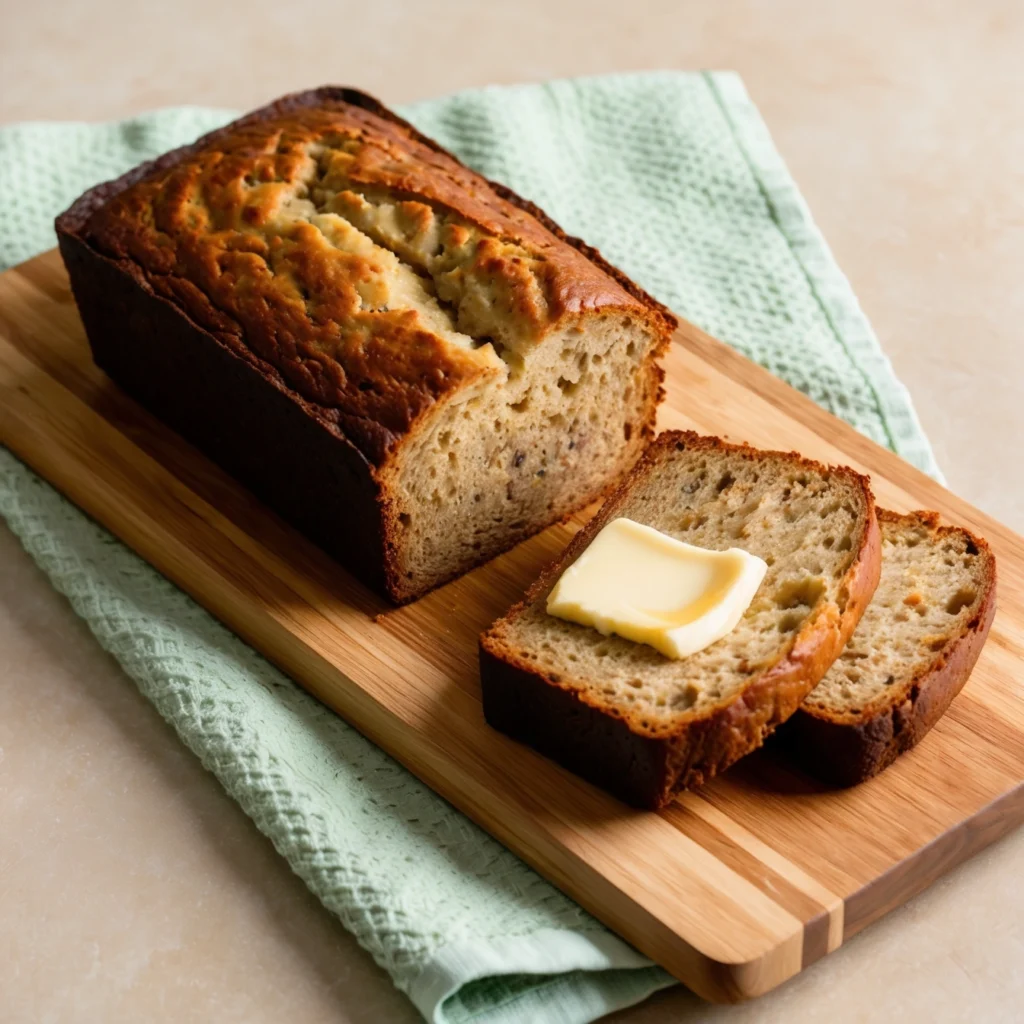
<box><xmin>546</xmin><ymin>518</ymin><xmax>767</xmax><ymax>659</ymax></box>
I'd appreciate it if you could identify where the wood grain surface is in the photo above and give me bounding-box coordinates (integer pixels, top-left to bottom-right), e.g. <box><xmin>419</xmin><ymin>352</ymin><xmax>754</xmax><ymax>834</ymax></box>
<box><xmin>1</xmin><ymin>249</ymin><xmax>1022</xmax><ymax>1002</ymax></box>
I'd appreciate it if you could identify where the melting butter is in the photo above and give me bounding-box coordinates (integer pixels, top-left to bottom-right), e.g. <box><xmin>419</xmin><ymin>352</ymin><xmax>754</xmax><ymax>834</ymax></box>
<box><xmin>546</xmin><ymin>518</ymin><xmax>767</xmax><ymax>659</ymax></box>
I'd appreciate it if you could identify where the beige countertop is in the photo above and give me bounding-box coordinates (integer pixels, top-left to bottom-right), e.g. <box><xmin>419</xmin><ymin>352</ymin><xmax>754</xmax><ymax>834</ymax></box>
<box><xmin>2</xmin><ymin>1</ymin><xmax>1023</xmax><ymax>1020</ymax></box>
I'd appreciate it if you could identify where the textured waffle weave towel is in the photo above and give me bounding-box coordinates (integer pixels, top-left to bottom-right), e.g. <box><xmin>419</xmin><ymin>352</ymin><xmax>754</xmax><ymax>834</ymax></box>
<box><xmin>0</xmin><ymin>72</ymin><xmax>939</xmax><ymax>1024</ymax></box>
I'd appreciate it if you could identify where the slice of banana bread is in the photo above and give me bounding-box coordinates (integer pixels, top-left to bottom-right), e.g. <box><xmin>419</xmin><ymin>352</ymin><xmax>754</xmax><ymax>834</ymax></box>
<box><xmin>480</xmin><ymin>430</ymin><xmax>881</xmax><ymax>808</ymax></box>
<box><xmin>56</xmin><ymin>87</ymin><xmax>675</xmax><ymax>603</ymax></box>
<box><xmin>779</xmin><ymin>510</ymin><xmax>997</xmax><ymax>785</ymax></box>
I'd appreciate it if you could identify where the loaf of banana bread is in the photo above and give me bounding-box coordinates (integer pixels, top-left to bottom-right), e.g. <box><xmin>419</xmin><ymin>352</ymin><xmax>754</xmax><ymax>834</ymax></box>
<box><xmin>57</xmin><ymin>87</ymin><xmax>675</xmax><ymax>602</ymax></box>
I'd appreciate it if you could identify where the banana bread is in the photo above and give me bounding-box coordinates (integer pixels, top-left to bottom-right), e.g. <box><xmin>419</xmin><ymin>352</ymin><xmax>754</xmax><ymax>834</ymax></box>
<box><xmin>56</xmin><ymin>87</ymin><xmax>675</xmax><ymax>602</ymax></box>
<box><xmin>779</xmin><ymin>510</ymin><xmax>997</xmax><ymax>785</ymax></box>
<box><xmin>480</xmin><ymin>431</ymin><xmax>881</xmax><ymax>808</ymax></box>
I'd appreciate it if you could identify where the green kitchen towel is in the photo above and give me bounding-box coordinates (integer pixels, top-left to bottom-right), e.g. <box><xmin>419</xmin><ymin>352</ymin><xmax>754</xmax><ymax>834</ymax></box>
<box><xmin>0</xmin><ymin>72</ymin><xmax>939</xmax><ymax>1024</ymax></box>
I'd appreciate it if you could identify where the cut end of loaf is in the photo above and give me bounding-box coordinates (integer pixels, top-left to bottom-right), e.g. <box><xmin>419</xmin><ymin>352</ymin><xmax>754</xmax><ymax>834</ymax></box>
<box><xmin>481</xmin><ymin>430</ymin><xmax>882</xmax><ymax>807</ymax></box>
<box><xmin>382</xmin><ymin>312</ymin><xmax>666</xmax><ymax>601</ymax></box>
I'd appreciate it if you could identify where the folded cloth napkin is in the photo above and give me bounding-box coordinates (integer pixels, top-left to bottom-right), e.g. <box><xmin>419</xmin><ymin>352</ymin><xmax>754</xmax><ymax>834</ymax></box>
<box><xmin>0</xmin><ymin>71</ymin><xmax>940</xmax><ymax>1024</ymax></box>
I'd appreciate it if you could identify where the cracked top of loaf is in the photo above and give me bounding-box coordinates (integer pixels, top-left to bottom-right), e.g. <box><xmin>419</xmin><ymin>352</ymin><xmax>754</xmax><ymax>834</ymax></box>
<box><xmin>76</xmin><ymin>87</ymin><xmax>674</xmax><ymax>466</ymax></box>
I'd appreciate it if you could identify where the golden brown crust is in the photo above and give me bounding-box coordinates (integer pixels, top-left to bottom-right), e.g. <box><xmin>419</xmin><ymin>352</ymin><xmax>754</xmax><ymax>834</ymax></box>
<box><xmin>780</xmin><ymin>511</ymin><xmax>998</xmax><ymax>786</ymax></box>
<box><xmin>480</xmin><ymin>430</ymin><xmax>882</xmax><ymax>808</ymax></box>
<box><xmin>73</xmin><ymin>86</ymin><xmax>675</xmax><ymax>469</ymax></box>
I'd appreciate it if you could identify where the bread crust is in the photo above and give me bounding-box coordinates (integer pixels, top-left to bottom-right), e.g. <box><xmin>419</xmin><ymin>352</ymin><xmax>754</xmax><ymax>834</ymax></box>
<box><xmin>780</xmin><ymin>511</ymin><xmax>998</xmax><ymax>786</ymax></box>
<box><xmin>56</xmin><ymin>86</ymin><xmax>674</xmax><ymax>603</ymax></box>
<box><xmin>480</xmin><ymin>430</ymin><xmax>882</xmax><ymax>808</ymax></box>
<box><xmin>59</xmin><ymin>87</ymin><xmax>674</xmax><ymax>468</ymax></box>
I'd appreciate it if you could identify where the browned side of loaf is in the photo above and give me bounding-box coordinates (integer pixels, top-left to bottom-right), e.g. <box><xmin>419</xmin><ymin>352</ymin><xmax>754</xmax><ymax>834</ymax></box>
<box><xmin>781</xmin><ymin>513</ymin><xmax>998</xmax><ymax>786</ymax></box>
<box><xmin>480</xmin><ymin>431</ymin><xmax>882</xmax><ymax>809</ymax></box>
<box><xmin>56</xmin><ymin>224</ymin><xmax>394</xmax><ymax>598</ymax></box>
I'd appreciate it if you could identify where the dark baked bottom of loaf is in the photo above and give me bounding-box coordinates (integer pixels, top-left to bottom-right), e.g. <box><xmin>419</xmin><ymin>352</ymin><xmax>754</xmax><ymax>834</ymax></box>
<box><xmin>55</xmin><ymin>87</ymin><xmax>672</xmax><ymax>604</ymax></box>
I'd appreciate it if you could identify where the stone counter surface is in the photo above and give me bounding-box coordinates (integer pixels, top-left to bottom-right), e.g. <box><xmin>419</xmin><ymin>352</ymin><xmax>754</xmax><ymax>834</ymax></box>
<box><xmin>2</xmin><ymin>1</ymin><xmax>1022</xmax><ymax>1020</ymax></box>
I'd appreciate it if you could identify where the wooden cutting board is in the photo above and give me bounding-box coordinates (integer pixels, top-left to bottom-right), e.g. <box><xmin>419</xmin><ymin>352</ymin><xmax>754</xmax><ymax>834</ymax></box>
<box><xmin>2</xmin><ymin>249</ymin><xmax>1023</xmax><ymax>1002</ymax></box>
